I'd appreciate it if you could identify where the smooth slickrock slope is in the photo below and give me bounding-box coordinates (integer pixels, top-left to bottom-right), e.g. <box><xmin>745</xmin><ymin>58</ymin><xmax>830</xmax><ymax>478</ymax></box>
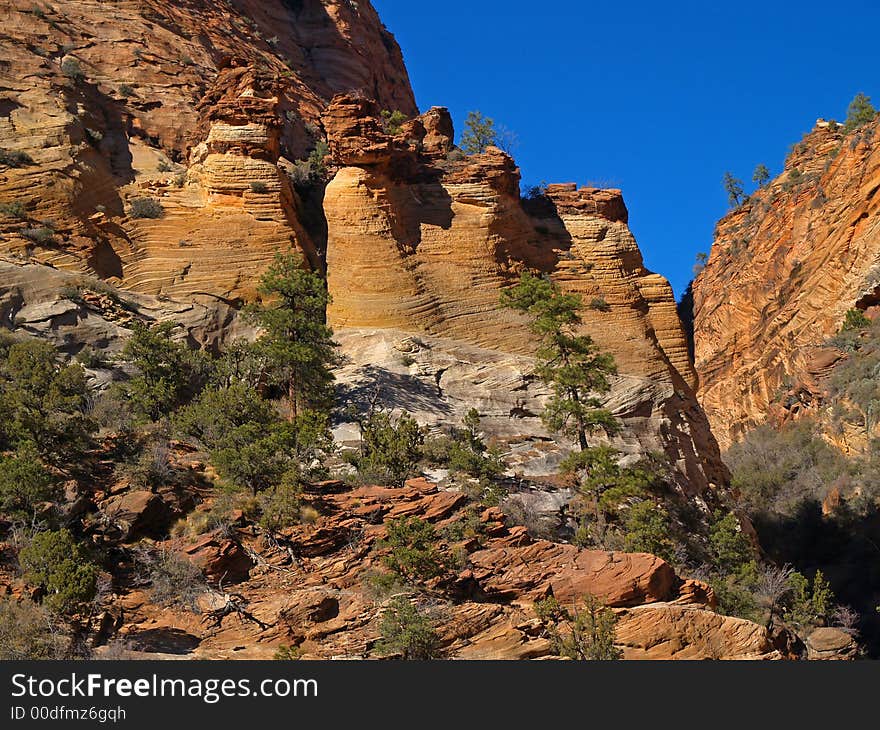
<box><xmin>693</xmin><ymin>118</ymin><xmax>880</xmax><ymax>449</ymax></box>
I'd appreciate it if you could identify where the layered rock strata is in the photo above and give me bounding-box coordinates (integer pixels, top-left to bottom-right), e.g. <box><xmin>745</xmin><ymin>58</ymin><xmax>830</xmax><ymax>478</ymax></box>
<box><xmin>323</xmin><ymin>96</ymin><xmax>725</xmax><ymax>495</ymax></box>
<box><xmin>693</xmin><ymin>118</ymin><xmax>880</xmax><ymax>449</ymax></box>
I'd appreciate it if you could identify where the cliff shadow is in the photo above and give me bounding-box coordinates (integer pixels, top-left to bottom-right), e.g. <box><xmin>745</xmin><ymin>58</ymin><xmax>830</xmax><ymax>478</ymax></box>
<box><xmin>516</xmin><ymin>192</ymin><xmax>574</xmax><ymax>272</ymax></box>
<box><xmin>336</xmin><ymin>364</ymin><xmax>454</xmax><ymax>419</ymax></box>
<box><xmin>385</xmin><ymin>172</ymin><xmax>455</xmax><ymax>255</ymax></box>
<box><xmin>753</xmin><ymin>499</ymin><xmax>880</xmax><ymax>657</ymax></box>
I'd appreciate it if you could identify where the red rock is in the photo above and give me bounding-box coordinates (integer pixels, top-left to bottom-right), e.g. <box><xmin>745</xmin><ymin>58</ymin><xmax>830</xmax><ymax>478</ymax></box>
<box><xmin>694</xmin><ymin>118</ymin><xmax>880</xmax><ymax>449</ymax></box>
<box><xmin>184</xmin><ymin>536</ymin><xmax>252</xmax><ymax>584</ymax></box>
<box><xmin>469</xmin><ymin>540</ymin><xmax>677</xmax><ymax>607</ymax></box>
<box><xmin>615</xmin><ymin>603</ymin><xmax>780</xmax><ymax>660</ymax></box>
<box><xmin>100</xmin><ymin>491</ymin><xmax>172</xmax><ymax>541</ymax></box>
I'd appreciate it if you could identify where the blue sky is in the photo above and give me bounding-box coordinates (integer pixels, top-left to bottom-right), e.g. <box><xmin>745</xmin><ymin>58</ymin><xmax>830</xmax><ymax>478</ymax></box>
<box><xmin>372</xmin><ymin>0</ymin><xmax>880</xmax><ymax>298</ymax></box>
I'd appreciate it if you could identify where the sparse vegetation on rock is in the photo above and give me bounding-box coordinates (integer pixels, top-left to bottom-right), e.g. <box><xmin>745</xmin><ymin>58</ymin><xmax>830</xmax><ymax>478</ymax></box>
<box><xmin>374</xmin><ymin>596</ymin><xmax>439</xmax><ymax>659</ymax></box>
<box><xmin>844</xmin><ymin>92</ymin><xmax>877</xmax><ymax>133</ymax></box>
<box><xmin>128</xmin><ymin>197</ymin><xmax>164</xmax><ymax>219</ymax></box>
<box><xmin>535</xmin><ymin>594</ymin><xmax>621</xmax><ymax>660</ymax></box>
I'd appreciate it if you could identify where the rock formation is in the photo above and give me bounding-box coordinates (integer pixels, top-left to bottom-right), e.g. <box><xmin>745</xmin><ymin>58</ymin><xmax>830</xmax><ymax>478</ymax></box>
<box><xmin>0</xmin><ymin>0</ymin><xmax>762</xmax><ymax>662</ymax></box>
<box><xmin>693</xmin><ymin>118</ymin><xmax>880</xmax><ymax>449</ymax></box>
<box><xmin>323</xmin><ymin>95</ymin><xmax>725</xmax><ymax>495</ymax></box>
<box><xmin>0</xmin><ymin>0</ymin><xmax>413</xmax><ymax>296</ymax></box>
<box><xmin>0</xmin><ymin>470</ymin><xmax>783</xmax><ymax>660</ymax></box>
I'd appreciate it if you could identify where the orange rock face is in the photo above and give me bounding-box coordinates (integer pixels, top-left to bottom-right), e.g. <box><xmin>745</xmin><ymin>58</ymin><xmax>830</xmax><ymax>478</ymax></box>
<box><xmin>323</xmin><ymin>95</ymin><xmax>725</xmax><ymax>494</ymax></box>
<box><xmin>693</xmin><ymin>119</ymin><xmax>880</xmax><ymax>448</ymax></box>
<box><xmin>0</xmin><ymin>0</ymin><xmax>413</xmax><ymax>296</ymax></box>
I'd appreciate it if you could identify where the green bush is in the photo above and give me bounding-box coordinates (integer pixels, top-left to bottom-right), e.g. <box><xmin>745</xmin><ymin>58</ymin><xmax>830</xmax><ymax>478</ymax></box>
<box><xmin>711</xmin><ymin>561</ymin><xmax>762</xmax><ymax>623</ymax></box>
<box><xmin>0</xmin><ymin>201</ymin><xmax>27</xmax><ymax>219</ymax></box>
<box><xmin>176</xmin><ymin>384</ymin><xmax>277</xmax><ymax>450</ymax></box>
<box><xmin>119</xmin><ymin>321</ymin><xmax>210</xmax><ymax>422</ymax></box>
<box><xmin>424</xmin><ymin>409</ymin><xmax>505</xmax><ymax>483</ymax></box>
<box><xmin>622</xmin><ymin>501</ymin><xmax>674</xmax><ymax>561</ymax></box>
<box><xmin>273</xmin><ymin>644</ymin><xmax>303</xmax><ymax>660</ymax></box>
<box><xmin>60</xmin><ymin>58</ymin><xmax>84</xmax><ymax>81</ymax></box>
<box><xmin>211</xmin><ymin>423</ymin><xmax>298</xmax><ymax>495</ymax></box>
<box><xmin>118</xmin><ymin>84</ymin><xmax>136</xmax><ymax>98</ymax></box>
<box><xmin>709</xmin><ymin>511</ymin><xmax>753</xmax><ymax>574</ymax></box>
<box><xmin>0</xmin><ymin>597</ymin><xmax>66</xmax><ymax>659</ymax></box>
<box><xmin>589</xmin><ymin>297</ymin><xmax>611</xmax><ymax>312</ymax></box>
<box><xmin>257</xmin><ymin>480</ymin><xmax>303</xmax><ymax>533</ymax></box>
<box><xmin>784</xmin><ymin>570</ymin><xmax>834</xmax><ymax>631</ymax></box>
<box><xmin>128</xmin><ymin>197</ymin><xmax>164</xmax><ymax>219</ymax></box>
<box><xmin>351</xmin><ymin>410</ymin><xmax>425</xmax><ymax>486</ymax></box>
<box><xmin>841</xmin><ymin>308</ymin><xmax>871</xmax><ymax>332</ymax></box>
<box><xmin>380</xmin><ymin>516</ymin><xmax>444</xmax><ymax>583</ymax></box>
<box><xmin>287</xmin><ymin>140</ymin><xmax>329</xmax><ymax>191</ymax></box>
<box><xmin>210</xmin><ymin>411</ymin><xmax>332</xmax><ymax>495</ymax></box>
<box><xmin>19</xmin><ymin>530</ymin><xmax>98</xmax><ymax>615</ymax></box>
<box><xmin>249</xmin><ymin>181</ymin><xmax>268</xmax><ymax>194</ymax></box>
<box><xmin>0</xmin><ymin>336</ymin><xmax>94</xmax><ymax>464</ymax></box>
<box><xmin>380</xmin><ymin>110</ymin><xmax>408</xmax><ymax>135</ymax></box>
<box><xmin>307</xmin><ymin>140</ymin><xmax>329</xmax><ymax>176</ymax></box>
<box><xmin>0</xmin><ymin>444</ymin><xmax>57</xmax><ymax>519</ymax></box>
<box><xmin>0</xmin><ymin>149</ymin><xmax>33</xmax><ymax>167</ymax></box>
<box><xmin>20</xmin><ymin>226</ymin><xmax>56</xmax><ymax>245</ymax></box>
<box><xmin>535</xmin><ymin>595</ymin><xmax>621</xmax><ymax>660</ymax></box>
<box><xmin>374</xmin><ymin>596</ymin><xmax>439</xmax><ymax>659</ymax></box>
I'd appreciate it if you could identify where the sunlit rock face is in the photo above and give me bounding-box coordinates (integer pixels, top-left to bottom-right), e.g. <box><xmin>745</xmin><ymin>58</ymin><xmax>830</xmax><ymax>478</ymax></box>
<box><xmin>323</xmin><ymin>95</ymin><xmax>725</xmax><ymax>496</ymax></box>
<box><xmin>693</xmin><ymin>119</ymin><xmax>880</xmax><ymax>449</ymax></box>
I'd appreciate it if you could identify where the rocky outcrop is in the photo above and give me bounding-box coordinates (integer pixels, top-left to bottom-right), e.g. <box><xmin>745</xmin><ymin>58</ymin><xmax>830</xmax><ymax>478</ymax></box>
<box><xmin>0</xmin><ymin>257</ymin><xmax>256</xmax><ymax>357</ymax></box>
<box><xmin>0</xmin><ymin>0</ymin><xmax>413</xmax><ymax>295</ymax></box>
<box><xmin>614</xmin><ymin>603</ymin><xmax>779</xmax><ymax>660</ymax></box>
<box><xmin>693</xmin><ymin>118</ymin><xmax>880</xmax><ymax>449</ymax></box>
<box><xmin>76</xmin><ymin>474</ymin><xmax>781</xmax><ymax>661</ymax></box>
<box><xmin>324</xmin><ymin>95</ymin><xmax>725</xmax><ymax>495</ymax></box>
<box><xmin>0</xmin><ymin>4</ymin><xmax>727</xmax><ymax>500</ymax></box>
<box><xmin>805</xmin><ymin>627</ymin><xmax>860</xmax><ymax>660</ymax></box>
<box><xmin>468</xmin><ymin>539</ymin><xmax>678</xmax><ymax>606</ymax></box>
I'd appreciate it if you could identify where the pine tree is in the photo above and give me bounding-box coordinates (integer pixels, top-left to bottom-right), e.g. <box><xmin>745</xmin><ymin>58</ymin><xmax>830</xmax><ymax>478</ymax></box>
<box><xmin>247</xmin><ymin>252</ymin><xmax>338</xmax><ymax>419</ymax></box>
<box><xmin>752</xmin><ymin>163</ymin><xmax>770</xmax><ymax>188</ymax></box>
<box><xmin>500</xmin><ymin>272</ymin><xmax>619</xmax><ymax>451</ymax></box>
<box><xmin>844</xmin><ymin>92</ymin><xmax>877</xmax><ymax>132</ymax></box>
<box><xmin>723</xmin><ymin>172</ymin><xmax>745</xmax><ymax>207</ymax></box>
<box><xmin>460</xmin><ymin>111</ymin><xmax>497</xmax><ymax>155</ymax></box>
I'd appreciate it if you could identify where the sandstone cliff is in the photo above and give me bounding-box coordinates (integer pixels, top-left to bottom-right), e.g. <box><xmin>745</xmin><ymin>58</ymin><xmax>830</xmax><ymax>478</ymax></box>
<box><xmin>323</xmin><ymin>95</ymin><xmax>724</xmax><ymax>495</ymax></box>
<box><xmin>0</xmin><ymin>0</ymin><xmax>414</xmax><ymax>296</ymax></box>
<box><xmin>0</xmin><ymin>0</ymin><xmax>817</xmax><ymax>662</ymax></box>
<box><xmin>693</xmin><ymin>118</ymin><xmax>880</xmax><ymax>449</ymax></box>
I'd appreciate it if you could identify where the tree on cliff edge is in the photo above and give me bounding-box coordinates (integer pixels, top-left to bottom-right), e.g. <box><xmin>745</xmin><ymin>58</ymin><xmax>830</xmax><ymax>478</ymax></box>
<box><xmin>752</xmin><ymin>164</ymin><xmax>771</xmax><ymax>188</ymax></box>
<box><xmin>723</xmin><ymin>172</ymin><xmax>745</xmax><ymax>207</ymax></box>
<box><xmin>844</xmin><ymin>92</ymin><xmax>877</xmax><ymax>133</ymax></box>
<box><xmin>247</xmin><ymin>252</ymin><xmax>338</xmax><ymax>420</ymax></box>
<box><xmin>460</xmin><ymin>111</ymin><xmax>497</xmax><ymax>155</ymax></box>
<box><xmin>500</xmin><ymin>272</ymin><xmax>619</xmax><ymax>451</ymax></box>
